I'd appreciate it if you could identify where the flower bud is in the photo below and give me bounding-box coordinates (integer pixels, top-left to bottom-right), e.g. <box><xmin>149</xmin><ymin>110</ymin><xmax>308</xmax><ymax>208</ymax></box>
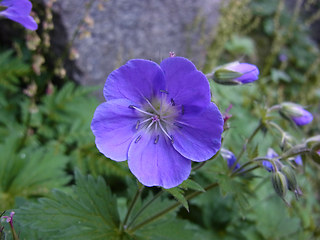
<box><xmin>279</xmin><ymin>102</ymin><xmax>313</xmax><ymax>126</ymax></box>
<box><xmin>281</xmin><ymin>165</ymin><xmax>297</xmax><ymax>191</ymax></box>
<box><xmin>212</xmin><ymin>62</ymin><xmax>259</xmax><ymax>85</ymax></box>
<box><xmin>271</xmin><ymin>171</ymin><xmax>288</xmax><ymax>199</ymax></box>
<box><xmin>262</xmin><ymin>148</ymin><xmax>278</xmax><ymax>172</ymax></box>
<box><xmin>221</xmin><ymin>148</ymin><xmax>240</xmax><ymax>170</ymax></box>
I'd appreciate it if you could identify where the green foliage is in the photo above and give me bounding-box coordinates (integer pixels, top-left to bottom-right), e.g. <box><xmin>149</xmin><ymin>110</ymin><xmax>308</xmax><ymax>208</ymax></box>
<box><xmin>0</xmin><ymin>135</ymin><xmax>70</xmax><ymax>211</ymax></box>
<box><xmin>16</xmin><ymin>170</ymin><xmax>120</xmax><ymax>240</ymax></box>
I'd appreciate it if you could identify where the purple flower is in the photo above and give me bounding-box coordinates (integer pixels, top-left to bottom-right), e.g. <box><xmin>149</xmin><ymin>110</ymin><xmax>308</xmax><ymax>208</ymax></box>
<box><xmin>294</xmin><ymin>155</ymin><xmax>303</xmax><ymax>166</ymax></box>
<box><xmin>221</xmin><ymin>148</ymin><xmax>240</xmax><ymax>170</ymax></box>
<box><xmin>0</xmin><ymin>0</ymin><xmax>37</xmax><ymax>30</ymax></box>
<box><xmin>91</xmin><ymin>57</ymin><xmax>224</xmax><ymax>189</ymax></box>
<box><xmin>280</xmin><ymin>102</ymin><xmax>313</xmax><ymax>126</ymax></box>
<box><xmin>213</xmin><ymin>62</ymin><xmax>259</xmax><ymax>85</ymax></box>
<box><xmin>263</xmin><ymin>148</ymin><xmax>278</xmax><ymax>172</ymax></box>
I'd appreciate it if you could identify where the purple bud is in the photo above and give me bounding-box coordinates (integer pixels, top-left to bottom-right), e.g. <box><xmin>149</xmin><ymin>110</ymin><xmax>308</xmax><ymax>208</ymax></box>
<box><xmin>212</xmin><ymin>62</ymin><xmax>259</xmax><ymax>85</ymax></box>
<box><xmin>221</xmin><ymin>148</ymin><xmax>240</xmax><ymax>170</ymax></box>
<box><xmin>294</xmin><ymin>155</ymin><xmax>303</xmax><ymax>166</ymax></box>
<box><xmin>263</xmin><ymin>148</ymin><xmax>279</xmax><ymax>172</ymax></box>
<box><xmin>279</xmin><ymin>53</ymin><xmax>288</xmax><ymax>62</ymax></box>
<box><xmin>280</xmin><ymin>102</ymin><xmax>313</xmax><ymax>126</ymax></box>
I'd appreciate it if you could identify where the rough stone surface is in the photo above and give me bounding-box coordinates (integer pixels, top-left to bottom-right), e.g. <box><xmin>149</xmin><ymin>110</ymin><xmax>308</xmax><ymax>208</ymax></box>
<box><xmin>41</xmin><ymin>0</ymin><xmax>221</xmax><ymax>88</ymax></box>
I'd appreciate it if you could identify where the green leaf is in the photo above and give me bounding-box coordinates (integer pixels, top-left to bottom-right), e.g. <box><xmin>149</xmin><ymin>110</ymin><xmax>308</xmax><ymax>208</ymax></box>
<box><xmin>179</xmin><ymin>179</ymin><xmax>205</xmax><ymax>192</ymax></box>
<box><xmin>16</xmin><ymin>170</ymin><xmax>121</xmax><ymax>240</ymax></box>
<box><xmin>165</xmin><ymin>188</ymin><xmax>189</xmax><ymax>211</ymax></box>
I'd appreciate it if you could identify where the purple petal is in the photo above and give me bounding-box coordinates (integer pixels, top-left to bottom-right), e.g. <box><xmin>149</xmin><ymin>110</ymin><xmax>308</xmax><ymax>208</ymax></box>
<box><xmin>0</xmin><ymin>0</ymin><xmax>37</xmax><ymax>30</ymax></box>
<box><xmin>294</xmin><ymin>155</ymin><xmax>303</xmax><ymax>166</ymax></box>
<box><xmin>262</xmin><ymin>160</ymin><xmax>274</xmax><ymax>172</ymax></box>
<box><xmin>91</xmin><ymin>99</ymin><xmax>141</xmax><ymax>161</ymax></box>
<box><xmin>172</xmin><ymin>102</ymin><xmax>223</xmax><ymax>162</ymax></box>
<box><xmin>104</xmin><ymin>59</ymin><xmax>165</xmax><ymax>105</ymax></box>
<box><xmin>160</xmin><ymin>57</ymin><xmax>211</xmax><ymax>109</ymax></box>
<box><xmin>128</xmin><ymin>132</ymin><xmax>191</xmax><ymax>189</ymax></box>
<box><xmin>266</xmin><ymin>148</ymin><xmax>278</xmax><ymax>159</ymax></box>
<box><xmin>226</xmin><ymin>63</ymin><xmax>259</xmax><ymax>84</ymax></box>
<box><xmin>291</xmin><ymin>108</ymin><xmax>313</xmax><ymax>126</ymax></box>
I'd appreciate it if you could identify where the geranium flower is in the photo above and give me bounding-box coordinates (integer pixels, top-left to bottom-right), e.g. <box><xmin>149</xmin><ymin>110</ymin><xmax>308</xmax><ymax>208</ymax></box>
<box><xmin>263</xmin><ymin>148</ymin><xmax>278</xmax><ymax>172</ymax></box>
<box><xmin>91</xmin><ymin>57</ymin><xmax>223</xmax><ymax>188</ymax></box>
<box><xmin>212</xmin><ymin>62</ymin><xmax>259</xmax><ymax>85</ymax></box>
<box><xmin>0</xmin><ymin>0</ymin><xmax>37</xmax><ymax>30</ymax></box>
<box><xmin>221</xmin><ymin>148</ymin><xmax>240</xmax><ymax>170</ymax></box>
<box><xmin>279</xmin><ymin>102</ymin><xmax>313</xmax><ymax>126</ymax></box>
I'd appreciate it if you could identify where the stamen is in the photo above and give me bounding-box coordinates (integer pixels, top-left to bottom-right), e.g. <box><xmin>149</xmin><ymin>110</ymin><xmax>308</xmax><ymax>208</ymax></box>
<box><xmin>144</xmin><ymin>98</ymin><xmax>160</xmax><ymax>115</ymax></box>
<box><xmin>128</xmin><ymin>105</ymin><xmax>154</xmax><ymax>116</ymax></box>
<box><xmin>173</xmin><ymin>122</ymin><xmax>183</xmax><ymax>129</ymax></box>
<box><xmin>146</xmin><ymin>120</ymin><xmax>155</xmax><ymax>130</ymax></box>
<box><xmin>158</xmin><ymin>121</ymin><xmax>172</xmax><ymax>141</ymax></box>
<box><xmin>154</xmin><ymin>135</ymin><xmax>159</xmax><ymax>144</ymax></box>
<box><xmin>170</xmin><ymin>135</ymin><xmax>174</xmax><ymax>144</ymax></box>
<box><xmin>170</xmin><ymin>98</ymin><xmax>175</xmax><ymax>106</ymax></box>
<box><xmin>160</xmin><ymin>90</ymin><xmax>168</xmax><ymax>94</ymax></box>
<box><xmin>135</xmin><ymin>120</ymin><xmax>140</xmax><ymax>130</ymax></box>
<box><xmin>135</xmin><ymin>135</ymin><xmax>142</xmax><ymax>143</ymax></box>
<box><xmin>140</xmin><ymin>117</ymin><xmax>153</xmax><ymax>125</ymax></box>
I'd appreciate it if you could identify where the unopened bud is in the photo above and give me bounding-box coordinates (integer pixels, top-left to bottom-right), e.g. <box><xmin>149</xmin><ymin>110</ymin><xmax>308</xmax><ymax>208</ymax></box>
<box><xmin>271</xmin><ymin>171</ymin><xmax>287</xmax><ymax>199</ymax></box>
<box><xmin>279</xmin><ymin>102</ymin><xmax>313</xmax><ymax>126</ymax></box>
<box><xmin>281</xmin><ymin>165</ymin><xmax>297</xmax><ymax>191</ymax></box>
<box><xmin>211</xmin><ymin>62</ymin><xmax>259</xmax><ymax>85</ymax></box>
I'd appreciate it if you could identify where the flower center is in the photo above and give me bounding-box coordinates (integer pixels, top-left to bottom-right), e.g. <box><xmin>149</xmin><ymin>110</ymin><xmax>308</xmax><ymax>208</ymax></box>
<box><xmin>129</xmin><ymin>90</ymin><xmax>185</xmax><ymax>144</ymax></box>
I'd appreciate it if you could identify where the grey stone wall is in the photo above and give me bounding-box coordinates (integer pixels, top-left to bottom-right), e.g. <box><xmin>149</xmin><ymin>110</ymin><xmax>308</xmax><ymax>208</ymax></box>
<box><xmin>45</xmin><ymin>0</ymin><xmax>221</xmax><ymax>87</ymax></box>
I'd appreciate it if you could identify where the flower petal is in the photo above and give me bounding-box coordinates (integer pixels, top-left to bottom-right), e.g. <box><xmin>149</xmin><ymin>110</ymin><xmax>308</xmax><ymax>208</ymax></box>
<box><xmin>226</xmin><ymin>63</ymin><xmax>259</xmax><ymax>84</ymax></box>
<box><xmin>91</xmin><ymin>99</ymin><xmax>141</xmax><ymax>161</ymax></box>
<box><xmin>104</xmin><ymin>59</ymin><xmax>165</xmax><ymax>104</ymax></box>
<box><xmin>128</xmin><ymin>132</ymin><xmax>191</xmax><ymax>189</ymax></box>
<box><xmin>172</xmin><ymin>102</ymin><xmax>223</xmax><ymax>162</ymax></box>
<box><xmin>291</xmin><ymin>108</ymin><xmax>313</xmax><ymax>126</ymax></box>
<box><xmin>160</xmin><ymin>57</ymin><xmax>210</xmax><ymax>109</ymax></box>
<box><xmin>0</xmin><ymin>0</ymin><xmax>38</xmax><ymax>30</ymax></box>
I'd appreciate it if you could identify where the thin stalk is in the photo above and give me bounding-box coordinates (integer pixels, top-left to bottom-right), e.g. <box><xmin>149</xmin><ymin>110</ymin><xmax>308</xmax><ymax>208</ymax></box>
<box><xmin>231</xmin><ymin>121</ymin><xmax>264</xmax><ymax>170</ymax></box>
<box><xmin>126</xmin><ymin>190</ymin><xmax>163</xmax><ymax>229</ymax></box>
<box><xmin>120</xmin><ymin>186</ymin><xmax>144</xmax><ymax>233</ymax></box>
<box><xmin>129</xmin><ymin>182</ymin><xmax>219</xmax><ymax>233</ymax></box>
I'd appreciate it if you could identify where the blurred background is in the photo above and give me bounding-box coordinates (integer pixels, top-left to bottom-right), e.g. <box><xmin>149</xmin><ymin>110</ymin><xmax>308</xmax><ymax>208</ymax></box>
<box><xmin>0</xmin><ymin>0</ymin><xmax>319</xmax><ymax>239</ymax></box>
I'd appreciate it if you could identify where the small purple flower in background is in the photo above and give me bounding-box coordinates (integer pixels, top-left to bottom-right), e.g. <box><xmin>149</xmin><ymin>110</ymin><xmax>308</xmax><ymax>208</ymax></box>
<box><xmin>1</xmin><ymin>211</ymin><xmax>15</xmax><ymax>224</ymax></box>
<box><xmin>0</xmin><ymin>0</ymin><xmax>37</xmax><ymax>30</ymax></box>
<box><xmin>263</xmin><ymin>148</ymin><xmax>278</xmax><ymax>172</ymax></box>
<box><xmin>278</xmin><ymin>53</ymin><xmax>288</xmax><ymax>62</ymax></box>
<box><xmin>221</xmin><ymin>148</ymin><xmax>240</xmax><ymax>170</ymax></box>
<box><xmin>212</xmin><ymin>62</ymin><xmax>259</xmax><ymax>85</ymax></box>
<box><xmin>91</xmin><ymin>57</ymin><xmax>224</xmax><ymax>188</ymax></box>
<box><xmin>293</xmin><ymin>155</ymin><xmax>303</xmax><ymax>166</ymax></box>
<box><xmin>280</xmin><ymin>102</ymin><xmax>313</xmax><ymax>126</ymax></box>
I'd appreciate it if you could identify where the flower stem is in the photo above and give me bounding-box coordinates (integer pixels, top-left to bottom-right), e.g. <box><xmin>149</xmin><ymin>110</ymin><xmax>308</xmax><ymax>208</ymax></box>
<box><xmin>231</xmin><ymin>121</ymin><xmax>264</xmax><ymax>170</ymax></box>
<box><xmin>120</xmin><ymin>186</ymin><xmax>144</xmax><ymax>233</ymax></box>
<box><xmin>126</xmin><ymin>190</ymin><xmax>163</xmax><ymax>229</ymax></box>
<box><xmin>129</xmin><ymin>182</ymin><xmax>219</xmax><ymax>233</ymax></box>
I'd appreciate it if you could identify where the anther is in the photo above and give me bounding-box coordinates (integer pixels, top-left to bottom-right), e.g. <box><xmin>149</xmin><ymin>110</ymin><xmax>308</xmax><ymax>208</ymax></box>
<box><xmin>171</xmin><ymin>98</ymin><xmax>175</xmax><ymax>106</ymax></box>
<box><xmin>170</xmin><ymin>135</ymin><xmax>174</xmax><ymax>144</ymax></box>
<box><xmin>181</xmin><ymin>105</ymin><xmax>185</xmax><ymax>115</ymax></box>
<box><xmin>160</xmin><ymin>90</ymin><xmax>168</xmax><ymax>94</ymax></box>
<box><xmin>154</xmin><ymin>135</ymin><xmax>159</xmax><ymax>144</ymax></box>
<box><xmin>135</xmin><ymin>135</ymin><xmax>142</xmax><ymax>143</ymax></box>
<box><xmin>135</xmin><ymin>120</ymin><xmax>140</xmax><ymax>130</ymax></box>
<box><xmin>128</xmin><ymin>105</ymin><xmax>135</xmax><ymax>109</ymax></box>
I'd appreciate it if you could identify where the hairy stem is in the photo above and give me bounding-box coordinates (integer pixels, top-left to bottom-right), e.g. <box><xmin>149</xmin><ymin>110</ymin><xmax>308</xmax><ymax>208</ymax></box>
<box><xmin>120</xmin><ymin>186</ymin><xmax>144</xmax><ymax>233</ymax></box>
<box><xmin>129</xmin><ymin>182</ymin><xmax>219</xmax><ymax>233</ymax></box>
<box><xmin>126</xmin><ymin>190</ymin><xmax>163</xmax><ymax>229</ymax></box>
<box><xmin>231</xmin><ymin>121</ymin><xmax>264</xmax><ymax>170</ymax></box>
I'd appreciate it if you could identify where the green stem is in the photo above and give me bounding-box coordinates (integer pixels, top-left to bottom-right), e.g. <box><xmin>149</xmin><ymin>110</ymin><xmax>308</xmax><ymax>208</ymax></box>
<box><xmin>129</xmin><ymin>182</ymin><xmax>219</xmax><ymax>233</ymax></box>
<box><xmin>120</xmin><ymin>186</ymin><xmax>144</xmax><ymax>233</ymax></box>
<box><xmin>126</xmin><ymin>190</ymin><xmax>163</xmax><ymax>229</ymax></box>
<box><xmin>231</xmin><ymin>121</ymin><xmax>264</xmax><ymax>170</ymax></box>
